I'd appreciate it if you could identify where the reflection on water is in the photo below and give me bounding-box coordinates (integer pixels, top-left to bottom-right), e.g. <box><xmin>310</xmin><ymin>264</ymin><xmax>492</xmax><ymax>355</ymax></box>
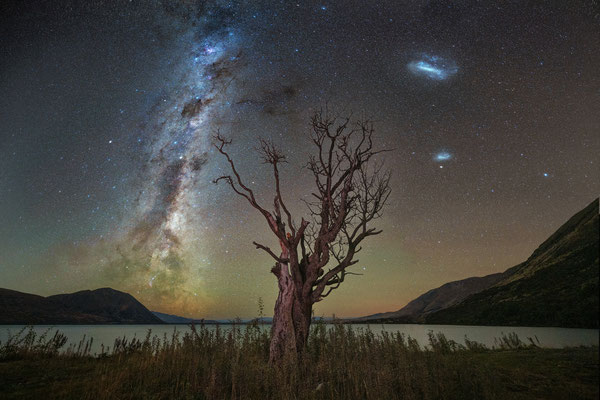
<box><xmin>1</xmin><ymin>324</ymin><xmax>597</xmax><ymax>355</ymax></box>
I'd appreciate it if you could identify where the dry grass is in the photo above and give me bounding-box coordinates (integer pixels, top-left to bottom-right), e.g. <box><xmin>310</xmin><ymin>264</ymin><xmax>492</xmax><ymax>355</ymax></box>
<box><xmin>0</xmin><ymin>322</ymin><xmax>598</xmax><ymax>399</ymax></box>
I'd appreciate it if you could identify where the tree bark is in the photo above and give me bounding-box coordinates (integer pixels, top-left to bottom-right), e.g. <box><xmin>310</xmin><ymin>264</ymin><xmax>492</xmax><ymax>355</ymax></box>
<box><xmin>269</xmin><ymin>263</ymin><xmax>313</xmax><ymax>363</ymax></box>
<box><xmin>292</xmin><ymin>295</ymin><xmax>312</xmax><ymax>353</ymax></box>
<box><xmin>269</xmin><ymin>263</ymin><xmax>297</xmax><ymax>363</ymax></box>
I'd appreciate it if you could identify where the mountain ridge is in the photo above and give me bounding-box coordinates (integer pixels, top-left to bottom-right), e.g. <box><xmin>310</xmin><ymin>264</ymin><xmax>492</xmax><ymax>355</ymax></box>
<box><xmin>358</xmin><ymin>198</ymin><xmax>599</xmax><ymax>328</ymax></box>
<box><xmin>0</xmin><ymin>287</ymin><xmax>163</xmax><ymax>324</ymax></box>
<box><xmin>425</xmin><ymin>198</ymin><xmax>598</xmax><ymax>328</ymax></box>
<box><xmin>355</xmin><ymin>272</ymin><xmax>509</xmax><ymax>323</ymax></box>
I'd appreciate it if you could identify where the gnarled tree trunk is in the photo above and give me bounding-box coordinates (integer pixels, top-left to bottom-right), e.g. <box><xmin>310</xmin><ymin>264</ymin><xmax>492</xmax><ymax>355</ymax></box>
<box><xmin>292</xmin><ymin>295</ymin><xmax>312</xmax><ymax>352</ymax></box>
<box><xmin>213</xmin><ymin>110</ymin><xmax>391</xmax><ymax>364</ymax></box>
<box><xmin>269</xmin><ymin>256</ymin><xmax>313</xmax><ymax>362</ymax></box>
<box><xmin>269</xmin><ymin>263</ymin><xmax>297</xmax><ymax>362</ymax></box>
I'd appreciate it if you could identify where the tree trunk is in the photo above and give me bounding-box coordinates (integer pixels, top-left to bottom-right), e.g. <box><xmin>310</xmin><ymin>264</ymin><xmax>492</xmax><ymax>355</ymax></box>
<box><xmin>269</xmin><ymin>264</ymin><xmax>296</xmax><ymax>363</ymax></box>
<box><xmin>292</xmin><ymin>296</ymin><xmax>312</xmax><ymax>353</ymax></box>
<box><xmin>269</xmin><ymin>264</ymin><xmax>313</xmax><ymax>363</ymax></box>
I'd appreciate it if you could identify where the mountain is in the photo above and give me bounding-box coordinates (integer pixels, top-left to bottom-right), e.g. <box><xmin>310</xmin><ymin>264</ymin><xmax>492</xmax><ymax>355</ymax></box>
<box><xmin>425</xmin><ymin>198</ymin><xmax>599</xmax><ymax>328</ymax></box>
<box><xmin>356</xmin><ymin>198</ymin><xmax>599</xmax><ymax>328</ymax></box>
<box><xmin>0</xmin><ymin>287</ymin><xmax>163</xmax><ymax>324</ymax></box>
<box><xmin>354</xmin><ymin>272</ymin><xmax>508</xmax><ymax>323</ymax></box>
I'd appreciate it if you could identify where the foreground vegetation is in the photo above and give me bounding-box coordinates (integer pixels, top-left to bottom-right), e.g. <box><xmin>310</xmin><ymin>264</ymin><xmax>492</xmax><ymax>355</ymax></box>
<box><xmin>0</xmin><ymin>323</ymin><xmax>598</xmax><ymax>399</ymax></box>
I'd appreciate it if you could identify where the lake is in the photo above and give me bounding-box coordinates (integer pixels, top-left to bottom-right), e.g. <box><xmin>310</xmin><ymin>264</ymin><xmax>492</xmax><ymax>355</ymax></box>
<box><xmin>1</xmin><ymin>324</ymin><xmax>597</xmax><ymax>355</ymax></box>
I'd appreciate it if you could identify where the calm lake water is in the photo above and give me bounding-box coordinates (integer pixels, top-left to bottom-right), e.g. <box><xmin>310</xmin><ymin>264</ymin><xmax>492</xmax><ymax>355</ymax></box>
<box><xmin>1</xmin><ymin>324</ymin><xmax>597</xmax><ymax>355</ymax></box>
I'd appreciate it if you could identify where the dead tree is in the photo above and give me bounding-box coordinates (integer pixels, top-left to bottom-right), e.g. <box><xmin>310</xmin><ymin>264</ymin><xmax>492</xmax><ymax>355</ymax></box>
<box><xmin>213</xmin><ymin>109</ymin><xmax>391</xmax><ymax>363</ymax></box>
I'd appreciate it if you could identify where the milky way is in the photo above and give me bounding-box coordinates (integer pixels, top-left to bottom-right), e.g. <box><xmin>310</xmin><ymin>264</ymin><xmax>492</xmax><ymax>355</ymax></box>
<box><xmin>117</xmin><ymin>19</ymin><xmax>243</xmax><ymax>313</ymax></box>
<box><xmin>92</xmin><ymin>3</ymin><xmax>262</xmax><ymax>315</ymax></box>
<box><xmin>1</xmin><ymin>0</ymin><xmax>598</xmax><ymax>318</ymax></box>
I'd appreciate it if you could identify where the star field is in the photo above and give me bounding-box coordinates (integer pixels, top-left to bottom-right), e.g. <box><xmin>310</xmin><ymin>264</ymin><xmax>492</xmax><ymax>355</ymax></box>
<box><xmin>0</xmin><ymin>0</ymin><xmax>598</xmax><ymax>318</ymax></box>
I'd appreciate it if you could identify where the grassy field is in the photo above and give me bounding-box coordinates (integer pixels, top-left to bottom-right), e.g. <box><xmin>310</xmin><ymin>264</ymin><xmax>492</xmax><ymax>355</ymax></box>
<box><xmin>0</xmin><ymin>323</ymin><xmax>598</xmax><ymax>399</ymax></box>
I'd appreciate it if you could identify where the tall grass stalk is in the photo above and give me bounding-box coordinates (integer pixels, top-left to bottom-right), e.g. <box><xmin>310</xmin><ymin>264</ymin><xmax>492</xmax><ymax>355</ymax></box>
<box><xmin>0</xmin><ymin>324</ymin><xmax>594</xmax><ymax>400</ymax></box>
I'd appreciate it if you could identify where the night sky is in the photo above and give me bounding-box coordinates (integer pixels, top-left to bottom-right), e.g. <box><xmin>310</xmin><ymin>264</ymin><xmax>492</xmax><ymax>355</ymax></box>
<box><xmin>1</xmin><ymin>0</ymin><xmax>598</xmax><ymax>318</ymax></box>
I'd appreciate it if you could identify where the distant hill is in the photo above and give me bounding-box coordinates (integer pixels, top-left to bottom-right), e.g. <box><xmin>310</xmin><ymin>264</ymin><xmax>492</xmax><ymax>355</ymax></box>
<box><xmin>151</xmin><ymin>312</ymin><xmax>332</xmax><ymax>325</ymax></box>
<box><xmin>357</xmin><ymin>198</ymin><xmax>599</xmax><ymax>328</ymax></box>
<box><xmin>151</xmin><ymin>311</ymin><xmax>223</xmax><ymax>324</ymax></box>
<box><xmin>151</xmin><ymin>311</ymin><xmax>275</xmax><ymax>324</ymax></box>
<box><xmin>0</xmin><ymin>287</ymin><xmax>163</xmax><ymax>324</ymax></box>
<box><xmin>354</xmin><ymin>272</ymin><xmax>508</xmax><ymax>323</ymax></box>
<box><xmin>425</xmin><ymin>199</ymin><xmax>599</xmax><ymax>328</ymax></box>
<box><xmin>152</xmin><ymin>311</ymin><xmax>197</xmax><ymax>324</ymax></box>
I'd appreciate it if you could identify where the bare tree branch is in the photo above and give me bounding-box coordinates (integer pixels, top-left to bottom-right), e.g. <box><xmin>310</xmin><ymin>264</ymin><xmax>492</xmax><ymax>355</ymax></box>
<box><xmin>258</xmin><ymin>138</ymin><xmax>296</xmax><ymax>237</ymax></box>
<box><xmin>213</xmin><ymin>133</ymin><xmax>287</xmax><ymax>243</ymax></box>
<box><xmin>253</xmin><ymin>241</ymin><xmax>289</xmax><ymax>264</ymax></box>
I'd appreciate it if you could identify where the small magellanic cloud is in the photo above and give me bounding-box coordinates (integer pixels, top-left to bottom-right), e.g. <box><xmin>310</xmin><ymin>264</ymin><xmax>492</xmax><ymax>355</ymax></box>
<box><xmin>434</xmin><ymin>151</ymin><xmax>453</xmax><ymax>161</ymax></box>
